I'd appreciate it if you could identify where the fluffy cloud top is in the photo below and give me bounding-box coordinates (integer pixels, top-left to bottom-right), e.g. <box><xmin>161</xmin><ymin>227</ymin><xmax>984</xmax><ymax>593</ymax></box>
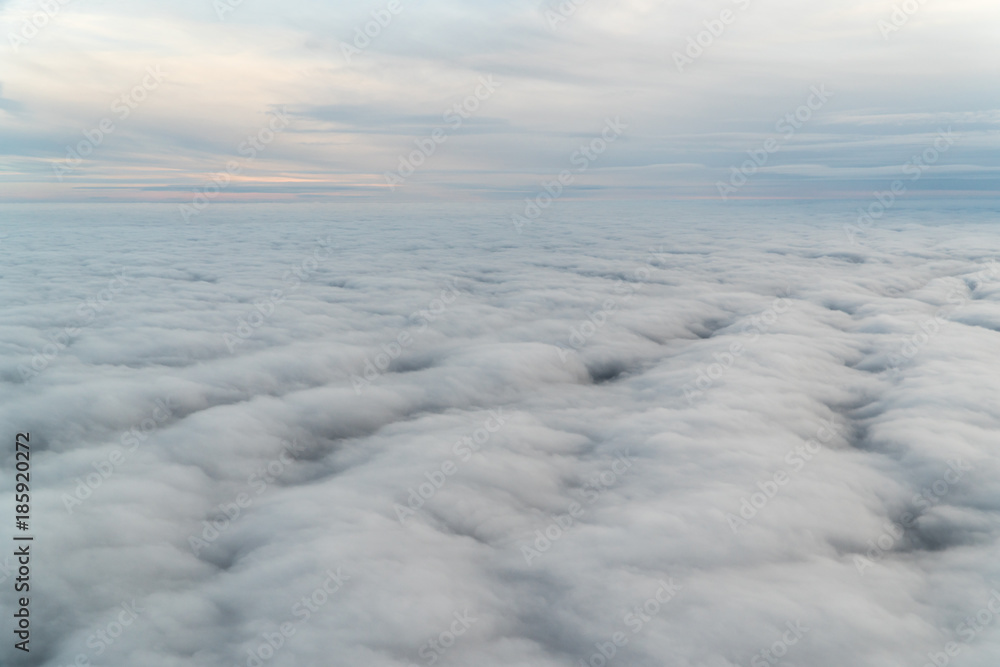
<box><xmin>1</xmin><ymin>200</ymin><xmax>999</xmax><ymax>666</ymax></box>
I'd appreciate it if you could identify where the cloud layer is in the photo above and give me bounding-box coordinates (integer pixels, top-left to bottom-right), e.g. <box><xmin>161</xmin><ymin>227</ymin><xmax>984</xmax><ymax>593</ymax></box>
<box><xmin>2</xmin><ymin>200</ymin><xmax>1000</xmax><ymax>666</ymax></box>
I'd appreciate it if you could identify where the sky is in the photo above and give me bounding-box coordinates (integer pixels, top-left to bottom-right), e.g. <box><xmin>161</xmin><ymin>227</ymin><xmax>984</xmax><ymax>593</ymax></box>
<box><xmin>0</xmin><ymin>0</ymin><xmax>998</xmax><ymax>202</ymax></box>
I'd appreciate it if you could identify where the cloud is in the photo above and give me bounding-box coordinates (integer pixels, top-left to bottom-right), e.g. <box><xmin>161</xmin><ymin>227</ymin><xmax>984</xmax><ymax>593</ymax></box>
<box><xmin>1</xmin><ymin>1</ymin><xmax>999</xmax><ymax>200</ymax></box>
<box><xmin>1</xmin><ymin>201</ymin><xmax>999</xmax><ymax>666</ymax></box>
<box><xmin>294</xmin><ymin>104</ymin><xmax>512</xmax><ymax>135</ymax></box>
<box><xmin>0</xmin><ymin>83</ymin><xmax>22</xmax><ymax>113</ymax></box>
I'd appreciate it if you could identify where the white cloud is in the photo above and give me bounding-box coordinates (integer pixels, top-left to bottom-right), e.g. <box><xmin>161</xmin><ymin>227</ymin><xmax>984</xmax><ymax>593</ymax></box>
<box><xmin>1</xmin><ymin>201</ymin><xmax>999</xmax><ymax>666</ymax></box>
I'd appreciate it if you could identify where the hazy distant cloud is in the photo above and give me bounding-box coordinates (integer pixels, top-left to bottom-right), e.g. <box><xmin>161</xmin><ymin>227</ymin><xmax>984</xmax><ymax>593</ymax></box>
<box><xmin>0</xmin><ymin>0</ymin><xmax>998</xmax><ymax>200</ymax></box>
<box><xmin>294</xmin><ymin>104</ymin><xmax>513</xmax><ymax>135</ymax></box>
<box><xmin>0</xmin><ymin>83</ymin><xmax>21</xmax><ymax>112</ymax></box>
